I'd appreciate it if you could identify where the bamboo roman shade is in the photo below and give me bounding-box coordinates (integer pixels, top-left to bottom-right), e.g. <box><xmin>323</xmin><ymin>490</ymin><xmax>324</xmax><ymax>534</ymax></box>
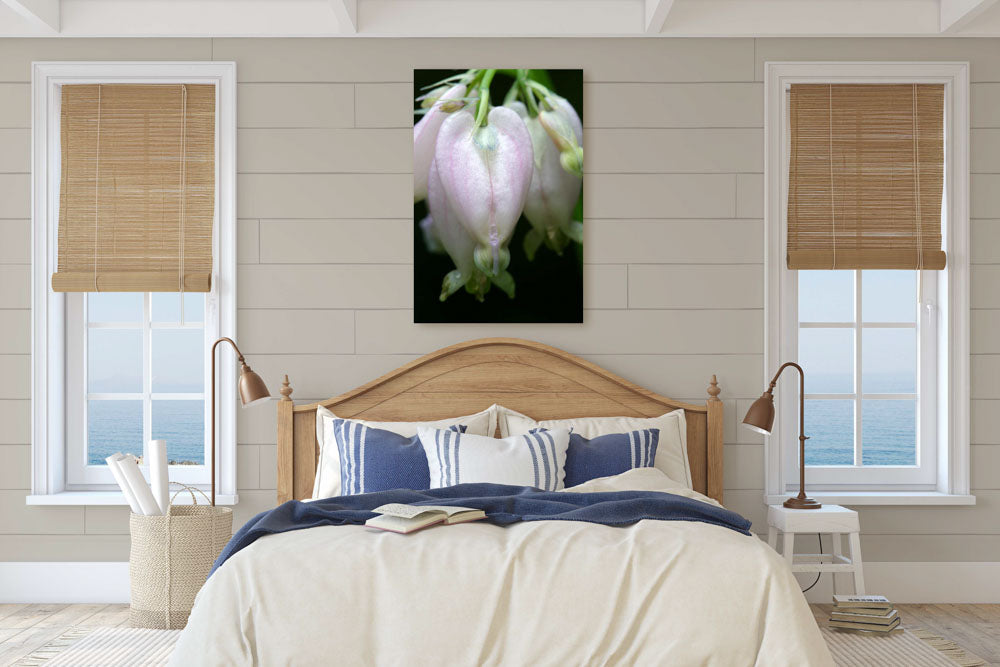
<box><xmin>52</xmin><ymin>84</ymin><xmax>216</xmax><ymax>292</ymax></box>
<box><xmin>787</xmin><ymin>83</ymin><xmax>946</xmax><ymax>270</ymax></box>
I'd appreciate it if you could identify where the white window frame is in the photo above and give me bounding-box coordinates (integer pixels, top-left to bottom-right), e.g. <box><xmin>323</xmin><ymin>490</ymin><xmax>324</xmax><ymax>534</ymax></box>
<box><xmin>763</xmin><ymin>61</ymin><xmax>973</xmax><ymax>506</ymax></box>
<box><xmin>28</xmin><ymin>62</ymin><xmax>238</xmax><ymax>506</ymax></box>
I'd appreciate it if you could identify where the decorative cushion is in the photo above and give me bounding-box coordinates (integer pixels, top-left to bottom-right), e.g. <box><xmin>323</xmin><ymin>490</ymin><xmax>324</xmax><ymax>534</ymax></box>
<box><xmin>561</xmin><ymin>428</ymin><xmax>660</xmax><ymax>487</ymax></box>
<box><xmin>498</xmin><ymin>407</ymin><xmax>692</xmax><ymax>488</ymax></box>
<box><xmin>331</xmin><ymin>420</ymin><xmax>464</xmax><ymax>496</ymax></box>
<box><xmin>417</xmin><ymin>427</ymin><xmax>571</xmax><ymax>491</ymax></box>
<box><xmin>312</xmin><ymin>405</ymin><xmax>497</xmax><ymax>499</ymax></box>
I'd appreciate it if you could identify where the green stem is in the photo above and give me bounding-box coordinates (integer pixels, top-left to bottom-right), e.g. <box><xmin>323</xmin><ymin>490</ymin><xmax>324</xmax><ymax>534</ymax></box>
<box><xmin>474</xmin><ymin>69</ymin><xmax>497</xmax><ymax>128</ymax></box>
<box><xmin>516</xmin><ymin>70</ymin><xmax>540</xmax><ymax>117</ymax></box>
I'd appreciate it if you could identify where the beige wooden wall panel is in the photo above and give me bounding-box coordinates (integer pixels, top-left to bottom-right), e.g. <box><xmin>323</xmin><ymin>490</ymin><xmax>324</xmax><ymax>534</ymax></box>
<box><xmin>0</xmin><ymin>36</ymin><xmax>999</xmax><ymax>563</ymax></box>
<box><xmin>0</xmin><ymin>84</ymin><xmax>29</xmax><ymax>128</ymax></box>
<box><xmin>0</xmin><ymin>220</ymin><xmax>29</xmax><ymax>264</ymax></box>
<box><xmin>258</xmin><ymin>220</ymin><xmax>411</xmax><ymax>264</ymax></box>
<box><xmin>213</xmin><ymin>38</ymin><xmax>755</xmax><ymax>82</ymax></box>
<box><xmin>238</xmin><ymin>84</ymin><xmax>355</xmax><ymax>128</ymax></box>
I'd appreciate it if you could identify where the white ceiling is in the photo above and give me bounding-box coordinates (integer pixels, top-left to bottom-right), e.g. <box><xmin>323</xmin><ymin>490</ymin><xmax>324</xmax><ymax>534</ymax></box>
<box><xmin>1</xmin><ymin>0</ymin><xmax>999</xmax><ymax>37</ymax></box>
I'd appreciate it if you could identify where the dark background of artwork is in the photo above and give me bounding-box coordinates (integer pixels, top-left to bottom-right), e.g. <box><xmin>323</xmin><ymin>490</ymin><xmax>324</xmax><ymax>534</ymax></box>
<box><xmin>413</xmin><ymin>68</ymin><xmax>583</xmax><ymax>324</ymax></box>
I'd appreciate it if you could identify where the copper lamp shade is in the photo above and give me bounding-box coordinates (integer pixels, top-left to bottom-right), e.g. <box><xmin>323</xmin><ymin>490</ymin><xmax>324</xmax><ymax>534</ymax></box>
<box><xmin>743</xmin><ymin>362</ymin><xmax>821</xmax><ymax>510</ymax></box>
<box><xmin>238</xmin><ymin>362</ymin><xmax>271</xmax><ymax>407</ymax></box>
<box><xmin>742</xmin><ymin>391</ymin><xmax>776</xmax><ymax>436</ymax></box>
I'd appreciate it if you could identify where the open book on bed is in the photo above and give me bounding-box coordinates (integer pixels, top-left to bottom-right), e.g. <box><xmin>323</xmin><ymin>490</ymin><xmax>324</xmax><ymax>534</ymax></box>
<box><xmin>365</xmin><ymin>503</ymin><xmax>486</xmax><ymax>534</ymax></box>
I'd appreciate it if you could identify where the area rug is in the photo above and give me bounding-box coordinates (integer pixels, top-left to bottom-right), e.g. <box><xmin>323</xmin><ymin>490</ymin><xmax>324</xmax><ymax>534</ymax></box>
<box><xmin>12</xmin><ymin>624</ymin><xmax>987</xmax><ymax>666</ymax></box>
<box><xmin>12</xmin><ymin>627</ymin><xmax>181</xmax><ymax>667</ymax></box>
<box><xmin>821</xmin><ymin>626</ymin><xmax>986</xmax><ymax>667</ymax></box>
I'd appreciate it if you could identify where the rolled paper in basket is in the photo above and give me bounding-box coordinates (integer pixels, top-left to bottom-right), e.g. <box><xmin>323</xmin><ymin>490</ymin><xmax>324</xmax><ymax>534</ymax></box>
<box><xmin>106</xmin><ymin>454</ymin><xmax>142</xmax><ymax>514</ymax></box>
<box><xmin>149</xmin><ymin>440</ymin><xmax>170</xmax><ymax>516</ymax></box>
<box><xmin>116</xmin><ymin>454</ymin><xmax>161</xmax><ymax>516</ymax></box>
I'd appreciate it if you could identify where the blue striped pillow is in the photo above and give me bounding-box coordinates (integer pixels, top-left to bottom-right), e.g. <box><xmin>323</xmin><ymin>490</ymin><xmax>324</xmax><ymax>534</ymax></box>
<box><xmin>561</xmin><ymin>428</ymin><xmax>660</xmax><ymax>487</ymax></box>
<box><xmin>333</xmin><ymin>419</ymin><xmax>465</xmax><ymax>496</ymax></box>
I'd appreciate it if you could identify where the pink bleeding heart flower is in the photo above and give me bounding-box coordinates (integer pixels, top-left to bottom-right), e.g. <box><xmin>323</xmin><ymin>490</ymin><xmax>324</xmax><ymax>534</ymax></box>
<box><xmin>508</xmin><ymin>100</ymin><xmax>582</xmax><ymax>257</ymax></box>
<box><xmin>414</xmin><ymin>83</ymin><xmax>467</xmax><ymax>202</ymax></box>
<box><xmin>425</xmin><ymin>156</ymin><xmax>487</xmax><ymax>300</ymax></box>
<box><xmin>434</xmin><ymin>105</ymin><xmax>533</xmax><ymax>276</ymax></box>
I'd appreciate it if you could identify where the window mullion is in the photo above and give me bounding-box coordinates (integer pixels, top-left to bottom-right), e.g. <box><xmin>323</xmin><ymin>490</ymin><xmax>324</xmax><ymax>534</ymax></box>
<box><xmin>142</xmin><ymin>292</ymin><xmax>152</xmax><ymax>465</ymax></box>
<box><xmin>854</xmin><ymin>270</ymin><xmax>863</xmax><ymax>467</ymax></box>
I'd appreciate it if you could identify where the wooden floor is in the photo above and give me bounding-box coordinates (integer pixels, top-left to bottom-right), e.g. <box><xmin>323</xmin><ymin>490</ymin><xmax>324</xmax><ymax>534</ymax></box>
<box><xmin>812</xmin><ymin>603</ymin><xmax>1000</xmax><ymax>666</ymax></box>
<box><xmin>0</xmin><ymin>603</ymin><xmax>130</xmax><ymax>666</ymax></box>
<box><xmin>0</xmin><ymin>603</ymin><xmax>997</xmax><ymax>665</ymax></box>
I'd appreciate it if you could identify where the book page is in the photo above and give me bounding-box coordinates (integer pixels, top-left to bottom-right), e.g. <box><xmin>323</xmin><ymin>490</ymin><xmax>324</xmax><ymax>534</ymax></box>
<box><xmin>372</xmin><ymin>503</ymin><xmax>442</xmax><ymax>519</ymax></box>
<box><xmin>414</xmin><ymin>505</ymin><xmax>480</xmax><ymax>516</ymax></box>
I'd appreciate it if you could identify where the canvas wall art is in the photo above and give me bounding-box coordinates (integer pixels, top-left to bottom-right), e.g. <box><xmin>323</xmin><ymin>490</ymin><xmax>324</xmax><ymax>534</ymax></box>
<box><xmin>413</xmin><ymin>69</ymin><xmax>583</xmax><ymax>323</ymax></box>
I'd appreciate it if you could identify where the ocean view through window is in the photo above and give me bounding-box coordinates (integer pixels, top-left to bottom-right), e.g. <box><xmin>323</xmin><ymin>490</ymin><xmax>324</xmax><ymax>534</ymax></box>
<box><xmin>86</xmin><ymin>292</ymin><xmax>207</xmax><ymax>466</ymax></box>
<box><xmin>798</xmin><ymin>270</ymin><xmax>919</xmax><ymax>467</ymax></box>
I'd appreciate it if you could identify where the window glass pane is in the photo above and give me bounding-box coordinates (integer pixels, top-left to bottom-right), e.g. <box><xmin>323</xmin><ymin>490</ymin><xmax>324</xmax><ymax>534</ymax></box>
<box><xmin>153</xmin><ymin>293</ymin><xmax>205</xmax><ymax>323</ymax></box>
<box><xmin>152</xmin><ymin>400</ymin><xmax>205</xmax><ymax>465</ymax></box>
<box><xmin>799</xmin><ymin>328</ymin><xmax>854</xmax><ymax>393</ymax></box>
<box><xmin>183</xmin><ymin>293</ymin><xmax>205</xmax><ymax>323</ymax></box>
<box><xmin>87</xmin><ymin>293</ymin><xmax>142</xmax><ymax>323</ymax></box>
<box><xmin>862</xmin><ymin>271</ymin><xmax>916</xmax><ymax>323</ymax></box>
<box><xmin>804</xmin><ymin>399</ymin><xmax>854</xmax><ymax>465</ymax></box>
<box><xmin>862</xmin><ymin>399</ymin><xmax>916</xmax><ymax>465</ymax></box>
<box><xmin>862</xmin><ymin>329</ymin><xmax>916</xmax><ymax>393</ymax></box>
<box><xmin>152</xmin><ymin>330</ymin><xmax>204</xmax><ymax>393</ymax></box>
<box><xmin>88</xmin><ymin>329</ymin><xmax>142</xmax><ymax>393</ymax></box>
<box><xmin>88</xmin><ymin>400</ymin><xmax>142</xmax><ymax>464</ymax></box>
<box><xmin>152</xmin><ymin>293</ymin><xmax>183</xmax><ymax>323</ymax></box>
<box><xmin>799</xmin><ymin>271</ymin><xmax>854</xmax><ymax>322</ymax></box>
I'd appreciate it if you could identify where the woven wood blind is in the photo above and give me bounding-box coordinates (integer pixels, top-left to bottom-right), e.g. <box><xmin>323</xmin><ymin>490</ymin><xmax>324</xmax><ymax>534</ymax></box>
<box><xmin>52</xmin><ymin>84</ymin><xmax>216</xmax><ymax>292</ymax></box>
<box><xmin>787</xmin><ymin>83</ymin><xmax>946</xmax><ymax>270</ymax></box>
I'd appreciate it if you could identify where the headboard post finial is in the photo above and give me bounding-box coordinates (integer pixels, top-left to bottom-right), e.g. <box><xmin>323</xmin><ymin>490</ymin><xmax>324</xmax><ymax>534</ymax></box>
<box><xmin>707</xmin><ymin>374</ymin><xmax>721</xmax><ymax>402</ymax></box>
<box><xmin>280</xmin><ymin>375</ymin><xmax>293</xmax><ymax>402</ymax></box>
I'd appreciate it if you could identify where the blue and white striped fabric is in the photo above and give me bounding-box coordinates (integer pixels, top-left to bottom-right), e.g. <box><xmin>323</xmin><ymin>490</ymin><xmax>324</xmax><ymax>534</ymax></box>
<box><xmin>417</xmin><ymin>427</ymin><xmax>571</xmax><ymax>491</ymax></box>
<box><xmin>561</xmin><ymin>428</ymin><xmax>660</xmax><ymax>487</ymax></box>
<box><xmin>334</xmin><ymin>419</ymin><xmax>465</xmax><ymax>496</ymax></box>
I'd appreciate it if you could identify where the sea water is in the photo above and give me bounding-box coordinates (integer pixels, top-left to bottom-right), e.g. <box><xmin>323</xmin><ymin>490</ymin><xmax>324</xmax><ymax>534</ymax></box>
<box><xmin>87</xmin><ymin>400</ymin><xmax>205</xmax><ymax>465</ymax></box>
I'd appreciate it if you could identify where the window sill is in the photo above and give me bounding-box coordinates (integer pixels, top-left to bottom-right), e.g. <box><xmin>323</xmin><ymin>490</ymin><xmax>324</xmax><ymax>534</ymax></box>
<box><xmin>765</xmin><ymin>492</ymin><xmax>976</xmax><ymax>506</ymax></box>
<box><xmin>25</xmin><ymin>492</ymin><xmax>240</xmax><ymax>506</ymax></box>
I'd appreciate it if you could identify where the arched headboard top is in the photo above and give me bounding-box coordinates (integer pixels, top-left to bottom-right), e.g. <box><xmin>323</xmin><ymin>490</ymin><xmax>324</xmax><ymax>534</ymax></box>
<box><xmin>277</xmin><ymin>338</ymin><xmax>723</xmax><ymax>503</ymax></box>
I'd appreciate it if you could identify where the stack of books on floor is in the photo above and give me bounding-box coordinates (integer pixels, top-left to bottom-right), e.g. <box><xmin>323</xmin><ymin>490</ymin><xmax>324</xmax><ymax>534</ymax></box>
<box><xmin>829</xmin><ymin>595</ymin><xmax>901</xmax><ymax>634</ymax></box>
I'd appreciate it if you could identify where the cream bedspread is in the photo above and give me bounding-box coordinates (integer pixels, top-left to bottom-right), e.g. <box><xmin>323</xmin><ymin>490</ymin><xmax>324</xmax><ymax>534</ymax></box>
<box><xmin>171</xmin><ymin>470</ymin><xmax>833</xmax><ymax>666</ymax></box>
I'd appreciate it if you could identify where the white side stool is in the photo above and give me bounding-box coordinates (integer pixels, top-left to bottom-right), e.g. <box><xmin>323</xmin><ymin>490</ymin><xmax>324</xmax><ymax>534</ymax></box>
<box><xmin>767</xmin><ymin>504</ymin><xmax>865</xmax><ymax>595</ymax></box>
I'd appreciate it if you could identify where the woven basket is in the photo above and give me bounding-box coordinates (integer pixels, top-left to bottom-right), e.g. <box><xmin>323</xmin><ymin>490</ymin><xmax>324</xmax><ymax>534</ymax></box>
<box><xmin>128</xmin><ymin>486</ymin><xmax>233</xmax><ymax>629</ymax></box>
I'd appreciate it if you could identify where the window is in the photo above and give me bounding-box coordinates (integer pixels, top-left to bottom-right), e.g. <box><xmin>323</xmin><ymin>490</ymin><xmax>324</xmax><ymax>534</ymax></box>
<box><xmin>65</xmin><ymin>292</ymin><xmax>210</xmax><ymax>488</ymax></box>
<box><xmin>795</xmin><ymin>269</ymin><xmax>936</xmax><ymax>486</ymax></box>
<box><xmin>764</xmin><ymin>62</ymin><xmax>971</xmax><ymax>504</ymax></box>
<box><xmin>29</xmin><ymin>62</ymin><xmax>237</xmax><ymax>504</ymax></box>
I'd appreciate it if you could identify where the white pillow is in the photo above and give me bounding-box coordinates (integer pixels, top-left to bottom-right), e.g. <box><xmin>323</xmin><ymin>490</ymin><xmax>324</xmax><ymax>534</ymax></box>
<box><xmin>498</xmin><ymin>406</ymin><xmax>692</xmax><ymax>489</ymax></box>
<box><xmin>312</xmin><ymin>405</ymin><xmax>498</xmax><ymax>499</ymax></box>
<box><xmin>418</xmin><ymin>427</ymin><xmax>571</xmax><ymax>491</ymax></box>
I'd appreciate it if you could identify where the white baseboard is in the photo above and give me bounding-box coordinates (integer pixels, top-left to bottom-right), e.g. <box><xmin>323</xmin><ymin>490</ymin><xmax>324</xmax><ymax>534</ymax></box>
<box><xmin>2</xmin><ymin>561</ymin><xmax>998</xmax><ymax>604</ymax></box>
<box><xmin>800</xmin><ymin>561</ymin><xmax>1000</xmax><ymax>603</ymax></box>
<box><xmin>0</xmin><ymin>562</ymin><xmax>130</xmax><ymax>603</ymax></box>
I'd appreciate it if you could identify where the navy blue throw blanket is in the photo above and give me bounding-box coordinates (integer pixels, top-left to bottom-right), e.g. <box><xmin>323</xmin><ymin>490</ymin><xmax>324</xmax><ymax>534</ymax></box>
<box><xmin>211</xmin><ymin>483</ymin><xmax>751</xmax><ymax>576</ymax></box>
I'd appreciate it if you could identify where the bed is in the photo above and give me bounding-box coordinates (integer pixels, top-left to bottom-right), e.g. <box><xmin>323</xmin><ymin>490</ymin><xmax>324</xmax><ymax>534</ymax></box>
<box><xmin>171</xmin><ymin>338</ymin><xmax>833</xmax><ymax>666</ymax></box>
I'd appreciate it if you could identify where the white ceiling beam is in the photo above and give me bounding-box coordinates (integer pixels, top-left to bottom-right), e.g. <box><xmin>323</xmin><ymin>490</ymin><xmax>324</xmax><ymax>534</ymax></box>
<box><xmin>330</xmin><ymin>0</ymin><xmax>357</xmax><ymax>33</ymax></box>
<box><xmin>1</xmin><ymin>0</ymin><xmax>59</xmax><ymax>32</ymax></box>
<box><xmin>940</xmin><ymin>0</ymin><xmax>1000</xmax><ymax>32</ymax></box>
<box><xmin>645</xmin><ymin>0</ymin><xmax>675</xmax><ymax>34</ymax></box>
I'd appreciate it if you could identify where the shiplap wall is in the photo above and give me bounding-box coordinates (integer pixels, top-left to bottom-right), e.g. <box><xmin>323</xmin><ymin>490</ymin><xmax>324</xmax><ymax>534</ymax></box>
<box><xmin>0</xmin><ymin>37</ymin><xmax>999</xmax><ymax>563</ymax></box>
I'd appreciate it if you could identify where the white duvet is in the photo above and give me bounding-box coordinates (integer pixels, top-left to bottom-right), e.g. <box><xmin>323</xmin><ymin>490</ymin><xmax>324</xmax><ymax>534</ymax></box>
<box><xmin>172</xmin><ymin>469</ymin><xmax>833</xmax><ymax>666</ymax></box>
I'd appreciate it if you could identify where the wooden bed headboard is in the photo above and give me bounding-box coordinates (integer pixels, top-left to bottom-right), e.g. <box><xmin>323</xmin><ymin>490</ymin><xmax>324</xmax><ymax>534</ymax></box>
<box><xmin>276</xmin><ymin>338</ymin><xmax>724</xmax><ymax>504</ymax></box>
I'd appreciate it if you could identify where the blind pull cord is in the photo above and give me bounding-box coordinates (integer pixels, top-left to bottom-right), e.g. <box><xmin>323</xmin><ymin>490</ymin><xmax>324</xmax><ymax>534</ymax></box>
<box><xmin>93</xmin><ymin>84</ymin><xmax>102</xmax><ymax>292</ymax></box>
<box><xmin>178</xmin><ymin>84</ymin><xmax>188</xmax><ymax>295</ymax></box>
<box><xmin>828</xmin><ymin>84</ymin><xmax>837</xmax><ymax>270</ymax></box>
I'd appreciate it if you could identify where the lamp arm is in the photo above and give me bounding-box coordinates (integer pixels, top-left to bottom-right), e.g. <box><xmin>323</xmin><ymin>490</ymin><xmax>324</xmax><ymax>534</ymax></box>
<box><xmin>768</xmin><ymin>361</ymin><xmax>807</xmax><ymax>442</ymax></box>
<box><xmin>212</xmin><ymin>336</ymin><xmax>245</xmax><ymax>364</ymax></box>
<box><xmin>209</xmin><ymin>336</ymin><xmax>243</xmax><ymax>507</ymax></box>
